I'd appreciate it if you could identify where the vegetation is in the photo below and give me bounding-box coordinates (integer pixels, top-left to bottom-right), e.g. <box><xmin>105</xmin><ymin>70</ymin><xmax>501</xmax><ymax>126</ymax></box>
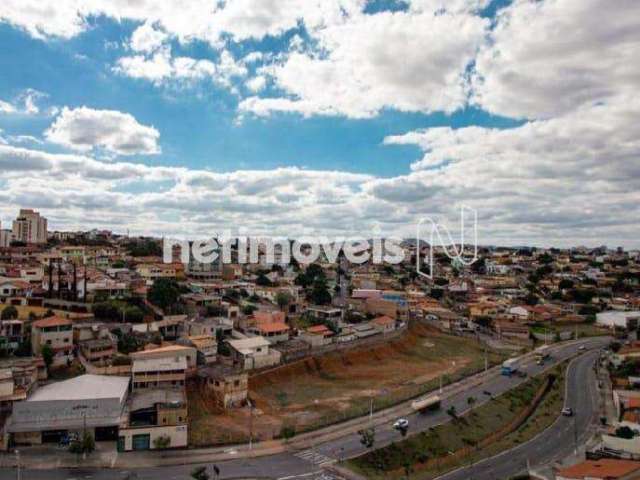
<box><xmin>41</xmin><ymin>344</ymin><xmax>54</xmax><ymax>371</ymax></box>
<box><xmin>69</xmin><ymin>431</ymin><xmax>95</xmax><ymax>455</ymax></box>
<box><xmin>153</xmin><ymin>435</ymin><xmax>172</xmax><ymax>449</ymax></box>
<box><xmin>148</xmin><ymin>278</ymin><xmax>182</xmax><ymax>312</ymax></box>
<box><xmin>190</xmin><ymin>466</ymin><xmax>210</xmax><ymax>480</ymax></box>
<box><xmin>0</xmin><ymin>305</ymin><xmax>18</xmax><ymax>320</ymax></box>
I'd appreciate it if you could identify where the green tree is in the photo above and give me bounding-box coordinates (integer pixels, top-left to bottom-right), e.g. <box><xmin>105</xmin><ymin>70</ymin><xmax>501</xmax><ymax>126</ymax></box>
<box><xmin>191</xmin><ymin>466</ymin><xmax>210</xmax><ymax>480</ymax></box>
<box><xmin>41</xmin><ymin>344</ymin><xmax>54</xmax><ymax>371</ymax></box>
<box><xmin>275</xmin><ymin>291</ymin><xmax>292</xmax><ymax>311</ymax></box>
<box><xmin>309</xmin><ymin>278</ymin><xmax>332</xmax><ymax>305</ymax></box>
<box><xmin>1</xmin><ymin>306</ymin><xmax>18</xmax><ymax>320</ymax></box>
<box><xmin>148</xmin><ymin>278</ymin><xmax>181</xmax><ymax>311</ymax></box>
<box><xmin>255</xmin><ymin>273</ymin><xmax>272</xmax><ymax>286</ymax></box>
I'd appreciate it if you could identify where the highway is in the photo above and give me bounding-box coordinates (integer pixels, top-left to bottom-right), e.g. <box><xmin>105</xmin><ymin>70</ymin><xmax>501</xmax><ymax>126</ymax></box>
<box><xmin>0</xmin><ymin>337</ymin><xmax>608</xmax><ymax>480</ymax></box>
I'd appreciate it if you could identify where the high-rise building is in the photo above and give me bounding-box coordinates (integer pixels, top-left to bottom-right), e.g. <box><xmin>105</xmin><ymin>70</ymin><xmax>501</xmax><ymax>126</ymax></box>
<box><xmin>0</xmin><ymin>220</ymin><xmax>11</xmax><ymax>247</ymax></box>
<box><xmin>11</xmin><ymin>209</ymin><xmax>48</xmax><ymax>244</ymax></box>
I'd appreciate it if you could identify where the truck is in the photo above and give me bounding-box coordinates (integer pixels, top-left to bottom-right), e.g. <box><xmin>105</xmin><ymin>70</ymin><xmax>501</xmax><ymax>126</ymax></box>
<box><xmin>501</xmin><ymin>358</ymin><xmax>520</xmax><ymax>376</ymax></box>
<box><xmin>411</xmin><ymin>394</ymin><xmax>441</xmax><ymax>413</ymax></box>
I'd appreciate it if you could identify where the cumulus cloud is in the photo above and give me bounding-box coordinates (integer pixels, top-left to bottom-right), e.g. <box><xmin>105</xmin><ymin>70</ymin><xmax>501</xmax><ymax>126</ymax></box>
<box><xmin>129</xmin><ymin>21</ymin><xmax>168</xmax><ymax>53</ymax></box>
<box><xmin>115</xmin><ymin>47</ymin><xmax>246</xmax><ymax>86</ymax></box>
<box><xmin>241</xmin><ymin>11</ymin><xmax>488</xmax><ymax>118</ymax></box>
<box><xmin>472</xmin><ymin>0</ymin><xmax>640</xmax><ymax>119</ymax></box>
<box><xmin>45</xmin><ymin>106</ymin><xmax>161</xmax><ymax>155</ymax></box>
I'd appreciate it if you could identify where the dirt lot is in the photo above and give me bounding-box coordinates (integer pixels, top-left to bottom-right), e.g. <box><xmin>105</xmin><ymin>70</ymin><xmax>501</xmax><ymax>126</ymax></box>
<box><xmin>189</xmin><ymin>323</ymin><xmax>504</xmax><ymax>446</ymax></box>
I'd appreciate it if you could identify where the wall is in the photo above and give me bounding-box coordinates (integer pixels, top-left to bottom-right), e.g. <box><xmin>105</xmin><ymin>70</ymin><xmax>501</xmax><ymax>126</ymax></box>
<box><xmin>119</xmin><ymin>424</ymin><xmax>188</xmax><ymax>451</ymax></box>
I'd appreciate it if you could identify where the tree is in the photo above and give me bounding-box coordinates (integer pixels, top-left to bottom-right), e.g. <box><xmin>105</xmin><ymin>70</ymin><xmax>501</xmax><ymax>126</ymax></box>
<box><xmin>0</xmin><ymin>306</ymin><xmax>18</xmax><ymax>320</ymax></box>
<box><xmin>41</xmin><ymin>344</ymin><xmax>54</xmax><ymax>371</ymax></box>
<box><xmin>275</xmin><ymin>291</ymin><xmax>292</xmax><ymax>311</ymax></box>
<box><xmin>153</xmin><ymin>435</ymin><xmax>171</xmax><ymax>449</ymax></box>
<box><xmin>148</xmin><ymin>278</ymin><xmax>181</xmax><ymax>311</ymax></box>
<box><xmin>69</xmin><ymin>431</ymin><xmax>95</xmax><ymax>454</ymax></box>
<box><xmin>256</xmin><ymin>273</ymin><xmax>272</xmax><ymax>287</ymax></box>
<box><xmin>279</xmin><ymin>425</ymin><xmax>296</xmax><ymax>442</ymax></box>
<box><xmin>191</xmin><ymin>466</ymin><xmax>210</xmax><ymax>480</ymax></box>
<box><xmin>309</xmin><ymin>278</ymin><xmax>332</xmax><ymax>305</ymax></box>
<box><xmin>446</xmin><ymin>405</ymin><xmax>457</xmax><ymax>419</ymax></box>
<box><xmin>615</xmin><ymin>426</ymin><xmax>635</xmax><ymax>439</ymax></box>
<box><xmin>467</xmin><ymin>396</ymin><xmax>476</xmax><ymax>407</ymax></box>
<box><xmin>358</xmin><ymin>428</ymin><xmax>375</xmax><ymax>449</ymax></box>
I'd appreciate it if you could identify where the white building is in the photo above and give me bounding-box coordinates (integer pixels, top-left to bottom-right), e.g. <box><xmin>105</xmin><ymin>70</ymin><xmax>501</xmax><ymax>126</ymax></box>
<box><xmin>596</xmin><ymin>311</ymin><xmax>640</xmax><ymax>329</ymax></box>
<box><xmin>11</xmin><ymin>209</ymin><xmax>48</xmax><ymax>244</ymax></box>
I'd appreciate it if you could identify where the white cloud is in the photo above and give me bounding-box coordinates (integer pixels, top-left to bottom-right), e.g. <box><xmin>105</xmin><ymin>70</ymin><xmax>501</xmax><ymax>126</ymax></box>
<box><xmin>245</xmin><ymin>75</ymin><xmax>267</xmax><ymax>93</ymax></box>
<box><xmin>130</xmin><ymin>21</ymin><xmax>168</xmax><ymax>53</ymax></box>
<box><xmin>0</xmin><ymin>89</ymin><xmax>48</xmax><ymax>115</ymax></box>
<box><xmin>115</xmin><ymin>47</ymin><xmax>246</xmax><ymax>86</ymax></box>
<box><xmin>0</xmin><ymin>100</ymin><xmax>16</xmax><ymax>114</ymax></box>
<box><xmin>45</xmin><ymin>106</ymin><xmax>161</xmax><ymax>156</ymax></box>
<box><xmin>473</xmin><ymin>0</ymin><xmax>640</xmax><ymax>119</ymax></box>
<box><xmin>242</xmin><ymin>11</ymin><xmax>488</xmax><ymax>118</ymax></box>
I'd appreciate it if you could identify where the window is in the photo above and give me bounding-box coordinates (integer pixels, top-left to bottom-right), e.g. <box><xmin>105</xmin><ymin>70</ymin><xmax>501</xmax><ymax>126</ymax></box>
<box><xmin>234</xmin><ymin>380</ymin><xmax>240</xmax><ymax>387</ymax></box>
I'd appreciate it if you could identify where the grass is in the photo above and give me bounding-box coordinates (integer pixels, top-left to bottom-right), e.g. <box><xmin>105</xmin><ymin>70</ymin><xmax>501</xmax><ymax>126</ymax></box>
<box><xmin>346</xmin><ymin>362</ymin><xmax>567</xmax><ymax>480</ymax></box>
<box><xmin>251</xmin><ymin>324</ymin><xmax>508</xmax><ymax>434</ymax></box>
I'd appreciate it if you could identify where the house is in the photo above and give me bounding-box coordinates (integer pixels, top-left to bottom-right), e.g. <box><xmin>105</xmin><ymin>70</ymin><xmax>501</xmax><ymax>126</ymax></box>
<box><xmin>556</xmin><ymin>459</ymin><xmax>640</xmax><ymax>480</ymax></box>
<box><xmin>198</xmin><ymin>365</ymin><xmax>248</xmax><ymax>408</ymax></box>
<box><xmin>79</xmin><ymin>338</ymin><xmax>117</xmax><ymax>365</ymax></box>
<box><xmin>131</xmin><ymin>344</ymin><xmax>198</xmax><ymax>372</ymax></box>
<box><xmin>300</xmin><ymin>325</ymin><xmax>334</xmax><ymax>347</ymax></box>
<box><xmin>306</xmin><ymin>306</ymin><xmax>343</xmax><ymax>329</ymax></box>
<box><xmin>7</xmin><ymin>375</ymin><xmax>129</xmax><ymax>446</ymax></box>
<box><xmin>370</xmin><ymin>315</ymin><xmax>397</xmax><ymax>334</ymax></box>
<box><xmin>365</xmin><ymin>297</ymin><xmax>398</xmax><ymax>320</ymax></box>
<box><xmin>250</xmin><ymin>322</ymin><xmax>290</xmax><ymax>344</ymax></box>
<box><xmin>0</xmin><ymin>320</ymin><xmax>24</xmax><ymax>353</ymax></box>
<box><xmin>30</xmin><ymin>316</ymin><xmax>74</xmax><ymax>367</ymax></box>
<box><xmin>227</xmin><ymin>336</ymin><xmax>281</xmax><ymax>371</ymax></box>
<box><xmin>118</xmin><ymin>388</ymin><xmax>188</xmax><ymax>452</ymax></box>
<box><xmin>182</xmin><ymin>335</ymin><xmax>217</xmax><ymax>364</ymax></box>
<box><xmin>132</xmin><ymin>356</ymin><xmax>187</xmax><ymax>391</ymax></box>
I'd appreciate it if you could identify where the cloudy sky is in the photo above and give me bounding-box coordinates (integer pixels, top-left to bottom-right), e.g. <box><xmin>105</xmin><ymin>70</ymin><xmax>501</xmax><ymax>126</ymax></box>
<box><xmin>0</xmin><ymin>0</ymin><xmax>638</xmax><ymax>247</ymax></box>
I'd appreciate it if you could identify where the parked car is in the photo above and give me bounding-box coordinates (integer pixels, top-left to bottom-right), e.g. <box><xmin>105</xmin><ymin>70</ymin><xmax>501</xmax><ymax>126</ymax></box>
<box><xmin>562</xmin><ymin>407</ymin><xmax>574</xmax><ymax>417</ymax></box>
<box><xmin>393</xmin><ymin>418</ymin><xmax>409</xmax><ymax>430</ymax></box>
<box><xmin>579</xmin><ymin>345</ymin><xmax>586</xmax><ymax>351</ymax></box>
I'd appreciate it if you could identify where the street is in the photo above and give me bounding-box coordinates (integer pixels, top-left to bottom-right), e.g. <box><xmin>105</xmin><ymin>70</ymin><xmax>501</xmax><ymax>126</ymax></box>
<box><xmin>0</xmin><ymin>338</ymin><xmax>608</xmax><ymax>480</ymax></box>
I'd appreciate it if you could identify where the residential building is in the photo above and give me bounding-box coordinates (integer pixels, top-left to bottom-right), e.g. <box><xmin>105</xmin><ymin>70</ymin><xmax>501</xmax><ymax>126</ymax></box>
<box><xmin>198</xmin><ymin>365</ymin><xmax>248</xmax><ymax>408</ymax></box>
<box><xmin>131</xmin><ymin>356</ymin><xmax>187</xmax><ymax>391</ymax></box>
<box><xmin>30</xmin><ymin>316</ymin><xmax>74</xmax><ymax>367</ymax></box>
<box><xmin>79</xmin><ymin>338</ymin><xmax>117</xmax><ymax>365</ymax></box>
<box><xmin>11</xmin><ymin>209</ymin><xmax>47</xmax><ymax>244</ymax></box>
<box><xmin>227</xmin><ymin>336</ymin><xmax>281</xmax><ymax>370</ymax></box>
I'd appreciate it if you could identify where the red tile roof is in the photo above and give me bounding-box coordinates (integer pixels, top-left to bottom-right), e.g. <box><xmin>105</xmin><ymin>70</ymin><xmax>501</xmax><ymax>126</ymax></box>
<box><xmin>557</xmin><ymin>459</ymin><xmax>640</xmax><ymax>479</ymax></box>
<box><xmin>32</xmin><ymin>316</ymin><xmax>72</xmax><ymax>328</ymax></box>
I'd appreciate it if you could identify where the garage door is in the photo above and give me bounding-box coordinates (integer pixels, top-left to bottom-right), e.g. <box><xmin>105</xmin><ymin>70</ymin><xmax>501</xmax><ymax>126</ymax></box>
<box><xmin>132</xmin><ymin>434</ymin><xmax>150</xmax><ymax>451</ymax></box>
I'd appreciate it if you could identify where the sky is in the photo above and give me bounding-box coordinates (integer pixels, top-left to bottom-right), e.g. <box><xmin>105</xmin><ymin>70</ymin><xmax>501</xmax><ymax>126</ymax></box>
<box><xmin>0</xmin><ymin>0</ymin><xmax>638</xmax><ymax>247</ymax></box>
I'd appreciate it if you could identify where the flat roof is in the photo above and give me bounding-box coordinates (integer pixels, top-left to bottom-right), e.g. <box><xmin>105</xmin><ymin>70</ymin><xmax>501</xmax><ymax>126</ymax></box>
<box><xmin>28</xmin><ymin>375</ymin><xmax>130</xmax><ymax>403</ymax></box>
<box><xmin>228</xmin><ymin>336</ymin><xmax>270</xmax><ymax>350</ymax></box>
<box><xmin>132</xmin><ymin>356</ymin><xmax>187</xmax><ymax>373</ymax></box>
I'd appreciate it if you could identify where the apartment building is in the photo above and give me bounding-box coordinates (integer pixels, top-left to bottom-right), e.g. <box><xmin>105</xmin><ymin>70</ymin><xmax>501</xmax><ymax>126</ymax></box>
<box><xmin>11</xmin><ymin>209</ymin><xmax>47</xmax><ymax>244</ymax></box>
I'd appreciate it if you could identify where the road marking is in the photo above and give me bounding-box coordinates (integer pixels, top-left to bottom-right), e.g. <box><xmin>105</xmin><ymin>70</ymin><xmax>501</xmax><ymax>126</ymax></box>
<box><xmin>278</xmin><ymin>471</ymin><xmax>344</xmax><ymax>480</ymax></box>
<box><xmin>294</xmin><ymin>449</ymin><xmax>336</xmax><ymax>466</ymax></box>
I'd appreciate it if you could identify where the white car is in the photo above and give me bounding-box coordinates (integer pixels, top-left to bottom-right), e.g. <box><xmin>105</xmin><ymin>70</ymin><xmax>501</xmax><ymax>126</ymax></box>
<box><xmin>393</xmin><ymin>418</ymin><xmax>409</xmax><ymax>430</ymax></box>
<box><xmin>562</xmin><ymin>407</ymin><xmax>574</xmax><ymax>417</ymax></box>
<box><xmin>578</xmin><ymin>345</ymin><xmax>586</xmax><ymax>351</ymax></box>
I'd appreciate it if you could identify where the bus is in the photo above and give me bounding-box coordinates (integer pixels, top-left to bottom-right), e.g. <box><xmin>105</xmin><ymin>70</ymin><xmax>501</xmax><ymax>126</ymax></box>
<box><xmin>535</xmin><ymin>345</ymin><xmax>551</xmax><ymax>364</ymax></box>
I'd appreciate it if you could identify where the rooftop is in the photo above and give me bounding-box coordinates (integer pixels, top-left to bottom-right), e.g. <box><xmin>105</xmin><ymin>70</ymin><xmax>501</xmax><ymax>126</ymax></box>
<box><xmin>28</xmin><ymin>375</ymin><xmax>130</xmax><ymax>402</ymax></box>
<box><xmin>32</xmin><ymin>316</ymin><xmax>72</xmax><ymax>328</ymax></box>
<box><xmin>557</xmin><ymin>459</ymin><xmax>640</xmax><ymax>479</ymax></box>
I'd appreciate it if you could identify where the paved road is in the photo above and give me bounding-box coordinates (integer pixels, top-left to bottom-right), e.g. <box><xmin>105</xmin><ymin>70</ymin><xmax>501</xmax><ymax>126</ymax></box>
<box><xmin>0</xmin><ymin>338</ymin><xmax>608</xmax><ymax>480</ymax></box>
<box><xmin>436</xmin><ymin>348</ymin><xmax>601</xmax><ymax>480</ymax></box>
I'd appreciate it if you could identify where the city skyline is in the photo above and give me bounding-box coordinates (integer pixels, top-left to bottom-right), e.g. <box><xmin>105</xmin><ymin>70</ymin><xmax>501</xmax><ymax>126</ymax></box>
<box><xmin>0</xmin><ymin>0</ymin><xmax>638</xmax><ymax>247</ymax></box>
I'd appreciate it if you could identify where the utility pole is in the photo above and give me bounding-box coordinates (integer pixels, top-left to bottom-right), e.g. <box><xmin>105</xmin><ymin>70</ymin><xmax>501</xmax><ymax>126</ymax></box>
<box><xmin>15</xmin><ymin>449</ymin><xmax>20</xmax><ymax>480</ymax></box>
<box><xmin>369</xmin><ymin>396</ymin><xmax>374</xmax><ymax>423</ymax></box>
<box><xmin>248</xmin><ymin>399</ymin><xmax>253</xmax><ymax>451</ymax></box>
<box><xmin>573</xmin><ymin>414</ymin><xmax>578</xmax><ymax>456</ymax></box>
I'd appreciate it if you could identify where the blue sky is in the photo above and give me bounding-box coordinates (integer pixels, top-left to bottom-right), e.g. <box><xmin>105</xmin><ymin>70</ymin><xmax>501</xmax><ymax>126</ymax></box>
<box><xmin>0</xmin><ymin>0</ymin><xmax>638</xmax><ymax>246</ymax></box>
